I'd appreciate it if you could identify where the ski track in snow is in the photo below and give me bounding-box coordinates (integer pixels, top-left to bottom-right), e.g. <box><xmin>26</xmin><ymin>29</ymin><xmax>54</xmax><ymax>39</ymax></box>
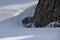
<box><xmin>0</xmin><ymin>0</ymin><xmax>60</xmax><ymax>40</ymax></box>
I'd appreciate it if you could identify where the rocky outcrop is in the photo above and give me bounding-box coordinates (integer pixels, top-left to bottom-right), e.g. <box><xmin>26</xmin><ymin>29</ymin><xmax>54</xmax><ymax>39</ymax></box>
<box><xmin>33</xmin><ymin>0</ymin><xmax>60</xmax><ymax>27</ymax></box>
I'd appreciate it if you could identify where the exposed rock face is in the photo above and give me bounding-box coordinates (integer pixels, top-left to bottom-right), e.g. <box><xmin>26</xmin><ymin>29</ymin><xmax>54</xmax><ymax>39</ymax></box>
<box><xmin>33</xmin><ymin>0</ymin><xmax>60</xmax><ymax>27</ymax></box>
<box><xmin>22</xmin><ymin>17</ymin><xmax>33</xmax><ymax>28</ymax></box>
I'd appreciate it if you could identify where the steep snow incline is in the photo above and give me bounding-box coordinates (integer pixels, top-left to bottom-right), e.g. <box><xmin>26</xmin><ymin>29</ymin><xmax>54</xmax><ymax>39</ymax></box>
<box><xmin>0</xmin><ymin>0</ymin><xmax>38</xmax><ymax>21</ymax></box>
<box><xmin>0</xmin><ymin>5</ymin><xmax>36</xmax><ymax>27</ymax></box>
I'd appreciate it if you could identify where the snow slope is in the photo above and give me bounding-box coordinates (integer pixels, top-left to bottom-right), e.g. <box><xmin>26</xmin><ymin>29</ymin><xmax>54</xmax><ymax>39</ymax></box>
<box><xmin>0</xmin><ymin>0</ymin><xmax>60</xmax><ymax>40</ymax></box>
<box><xmin>0</xmin><ymin>0</ymin><xmax>37</xmax><ymax>21</ymax></box>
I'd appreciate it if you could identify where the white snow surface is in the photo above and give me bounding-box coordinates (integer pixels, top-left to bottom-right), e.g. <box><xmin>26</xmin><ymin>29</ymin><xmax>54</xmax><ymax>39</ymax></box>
<box><xmin>0</xmin><ymin>0</ymin><xmax>60</xmax><ymax>40</ymax></box>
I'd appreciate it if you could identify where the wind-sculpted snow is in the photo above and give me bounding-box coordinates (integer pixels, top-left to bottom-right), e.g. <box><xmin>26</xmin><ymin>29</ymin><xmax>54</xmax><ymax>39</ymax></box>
<box><xmin>0</xmin><ymin>0</ymin><xmax>38</xmax><ymax>21</ymax></box>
